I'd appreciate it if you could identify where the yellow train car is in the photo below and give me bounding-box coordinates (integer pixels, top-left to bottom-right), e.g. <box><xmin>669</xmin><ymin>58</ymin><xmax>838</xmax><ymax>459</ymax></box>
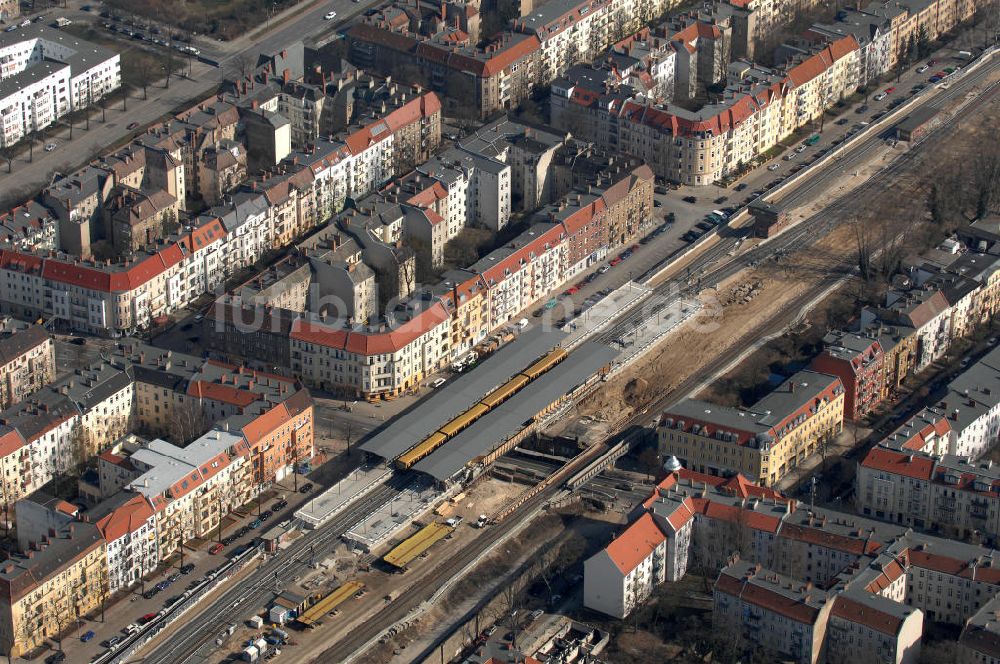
<box><xmin>520</xmin><ymin>348</ymin><xmax>568</xmax><ymax>380</ymax></box>
<box><xmin>383</xmin><ymin>522</ymin><xmax>455</xmax><ymax>569</ymax></box>
<box><xmin>297</xmin><ymin>581</ymin><xmax>365</xmax><ymax>628</ymax></box>
<box><xmin>397</xmin><ymin>432</ymin><xmax>448</xmax><ymax>469</ymax></box>
<box><xmin>480</xmin><ymin>374</ymin><xmax>530</xmax><ymax>409</ymax></box>
<box><xmin>437</xmin><ymin>402</ymin><xmax>490</xmax><ymax>438</ymax></box>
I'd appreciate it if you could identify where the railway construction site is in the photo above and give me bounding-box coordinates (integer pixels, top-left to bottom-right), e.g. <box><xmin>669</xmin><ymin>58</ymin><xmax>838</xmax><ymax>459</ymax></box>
<box><xmin>133</xmin><ymin>52</ymin><xmax>1000</xmax><ymax>664</ymax></box>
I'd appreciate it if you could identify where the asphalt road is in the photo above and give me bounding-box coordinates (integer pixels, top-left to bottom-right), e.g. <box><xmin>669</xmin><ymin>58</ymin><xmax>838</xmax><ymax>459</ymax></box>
<box><xmin>0</xmin><ymin>0</ymin><xmax>367</xmax><ymax>204</ymax></box>
<box><xmin>134</xmin><ymin>54</ymin><xmax>1000</xmax><ymax>664</ymax></box>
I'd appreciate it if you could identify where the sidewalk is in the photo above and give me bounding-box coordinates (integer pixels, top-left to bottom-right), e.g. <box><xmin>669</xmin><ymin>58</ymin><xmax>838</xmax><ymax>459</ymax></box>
<box><xmin>0</xmin><ymin>66</ymin><xmax>220</xmax><ymax>207</ymax></box>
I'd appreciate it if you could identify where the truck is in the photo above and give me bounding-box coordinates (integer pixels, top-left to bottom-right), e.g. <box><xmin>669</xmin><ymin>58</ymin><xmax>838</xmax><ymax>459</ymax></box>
<box><xmin>242</xmin><ymin>645</ymin><xmax>259</xmax><ymax>662</ymax></box>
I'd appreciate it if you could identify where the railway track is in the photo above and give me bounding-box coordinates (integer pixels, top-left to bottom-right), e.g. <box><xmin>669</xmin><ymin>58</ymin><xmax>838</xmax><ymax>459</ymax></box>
<box><xmin>143</xmin><ymin>481</ymin><xmax>401</xmax><ymax>664</ymax></box>
<box><xmin>141</xmin><ymin>58</ymin><xmax>1000</xmax><ymax>664</ymax></box>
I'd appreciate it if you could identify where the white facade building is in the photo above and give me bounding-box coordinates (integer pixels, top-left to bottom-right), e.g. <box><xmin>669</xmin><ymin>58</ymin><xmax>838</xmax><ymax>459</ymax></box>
<box><xmin>0</xmin><ymin>24</ymin><xmax>120</xmax><ymax>147</ymax></box>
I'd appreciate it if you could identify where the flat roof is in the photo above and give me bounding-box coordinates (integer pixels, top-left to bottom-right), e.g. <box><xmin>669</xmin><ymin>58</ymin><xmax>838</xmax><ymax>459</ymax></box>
<box><xmin>358</xmin><ymin>325</ymin><xmax>568</xmax><ymax>460</ymax></box>
<box><xmin>413</xmin><ymin>341</ymin><xmax>616</xmax><ymax>481</ymax></box>
<box><xmin>383</xmin><ymin>521</ymin><xmax>454</xmax><ymax>568</ymax></box>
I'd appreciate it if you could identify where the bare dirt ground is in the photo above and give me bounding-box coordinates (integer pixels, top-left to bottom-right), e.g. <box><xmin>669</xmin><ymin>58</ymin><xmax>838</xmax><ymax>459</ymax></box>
<box><xmin>568</xmin><ymin>81</ymin><xmax>1000</xmax><ymax>431</ymax></box>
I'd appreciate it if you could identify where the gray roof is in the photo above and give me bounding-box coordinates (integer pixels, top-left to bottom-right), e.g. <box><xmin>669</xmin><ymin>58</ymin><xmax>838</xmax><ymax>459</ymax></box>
<box><xmin>359</xmin><ymin>325</ymin><xmax>570</xmax><ymax>460</ymax></box>
<box><xmin>0</xmin><ymin>521</ymin><xmax>103</xmax><ymax>602</ymax></box>
<box><xmin>0</xmin><ymin>319</ymin><xmax>49</xmax><ymax>365</ymax></box>
<box><xmin>0</xmin><ymin>58</ymin><xmax>69</xmax><ymax>101</ymax></box>
<box><xmin>753</xmin><ymin>370</ymin><xmax>841</xmax><ymax>427</ymax></box>
<box><xmin>519</xmin><ymin>0</ymin><xmax>593</xmax><ymax>35</ymax></box>
<box><xmin>0</xmin><ymin>24</ymin><xmax>116</xmax><ymax>100</ymax></box>
<box><xmin>413</xmin><ymin>341</ymin><xmax>616</xmax><ymax>481</ymax></box>
<box><xmin>127</xmin><ymin>430</ymin><xmax>244</xmax><ymax>500</ymax></box>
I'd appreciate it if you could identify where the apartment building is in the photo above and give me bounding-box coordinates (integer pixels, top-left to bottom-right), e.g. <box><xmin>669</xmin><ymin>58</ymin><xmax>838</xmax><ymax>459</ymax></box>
<box><xmin>0</xmin><ymin>201</ymin><xmax>58</xmax><ymax>252</ymax></box>
<box><xmin>93</xmin><ymin>493</ymin><xmax>158</xmax><ymax>594</ymax></box>
<box><xmin>0</xmin><ymin>25</ymin><xmax>120</xmax><ymax>147</ymax></box>
<box><xmin>0</xmin><ymin>319</ymin><xmax>53</xmax><ymax>410</ymax></box>
<box><xmin>0</xmin><ymin>522</ymin><xmax>105</xmax><ymax>657</ymax></box>
<box><xmin>208</xmin><ymin>163</ymin><xmax>650</xmax><ymax>400</ymax></box>
<box><xmin>657</xmin><ymin>370</ymin><xmax>845</xmax><ymax>486</ymax></box>
<box><xmin>825</xmin><ymin>590</ymin><xmax>923</xmax><ymax>664</ymax></box>
<box><xmin>587</xmin><ymin>468</ymin><xmax>994</xmax><ymax>660</ymax></box>
<box><xmin>551</xmin><ymin>30</ymin><xmax>860</xmax><ymax>185</ymax></box>
<box><xmin>857</xmin><ymin>445</ymin><xmax>1000</xmax><ymax>542</ymax></box>
<box><xmin>124</xmin><ymin>431</ymin><xmax>253</xmax><ymax>560</ymax></box>
<box><xmin>347</xmin><ymin>0</ymin><xmax>671</xmax><ymax>118</ymax></box>
<box><xmin>0</xmin><ymin>0</ymin><xmax>17</xmax><ymax>21</ymax></box>
<box><xmin>958</xmin><ymin>594</ymin><xmax>1000</xmax><ymax>664</ymax></box>
<box><xmin>713</xmin><ymin>560</ymin><xmax>833</xmax><ymax>664</ymax></box>
<box><xmin>583</xmin><ymin>513</ymin><xmax>667</xmax><ymax>619</ymax></box>
<box><xmin>812</xmin><ymin>330</ymin><xmax>888</xmax><ymax>421</ymax></box>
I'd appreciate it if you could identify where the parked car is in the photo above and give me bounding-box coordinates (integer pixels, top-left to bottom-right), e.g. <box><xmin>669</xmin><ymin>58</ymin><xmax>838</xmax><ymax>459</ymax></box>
<box><xmin>299</xmin><ymin>482</ymin><xmax>314</xmax><ymax>493</ymax></box>
<box><xmin>855</xmin><ymin>104</ymin><xmax>869</xmax><ymax>114</ymax></box>
<box><xmin>835</xmin><ymin>117</ymin><xmax>849</xmax><ymax>125</ymax></box>
<box><xmin>873</xmin><ymin>92</ymin><xmax>887</xmax><ymax>101</ymax></box>
<box><xmin>44</xmin><ymin>143</ymin><xmax>57</xmax><ymax>152</ymax></box>
<box><xmin>209</xmin><ymin>542</ymin><xmax>225</xmax><ymax>555</ymax></box>
<box><xmin>127</xmin><ymin>121</ymin><xmax>139</xmax><ymax>130</ymax></box>
<box><xmin>884</xmin><ymin>86</ymin><xmax>896</xmax><ymax>94</ymax></box>
<box><xmin>682</xmin><ymin>195</ymin><xmax>697</xmax><ymax>203</ymax></box>
<box><xmin>45</xmin><ymin>653</ymin><xmax>66</xmax><ymax>664</ymax></box>
<box><xmin>767</xmin><ymin>163</ymin><xmax>780</xmax><ymax>171</ymax></box>
<box><xmin>713</xmin><ymin>196</ymin><xmax>728</xmax><ymax>204</ymax></box>
<box><xmin>734</xmin><ymin>183</ymin><xmax>748</xmax><ymax>191</ymax></box>
<box><xmin>140</xmin><ymin>612</ymin><xmax>158</xmax><ymax>623</ymax></box>
<box><xmin>273</xmin><ymin>500</ymin><xmax>288</xmax><ymax>511</ymax></box>
<box><xmin>917</xmin><ymin>64</ymin><xmax>929</xmax><ymax>73</ymax></box>
<box><xmin>180</xmin><ymin>563</ymin><xmax>196</xmax><ymax>574</ymax></box>
<box><xmin>324</xmin><ymin>10</ymin><xmax>337</xmax><ymax>19</ymax></box>
<box><xmin>249</xmin><ymin>518</ymin><xmax>263</xmax><ymax>529</ymax></box>
<box><xmin>81</xmin><ymin>630</ymin><xmax>95</xmax><ymax>642</ymax></box>
<box><xmin>104</xmin><ymin>636</ymin><xmax>122</xmax><ymax>648</ymax></box>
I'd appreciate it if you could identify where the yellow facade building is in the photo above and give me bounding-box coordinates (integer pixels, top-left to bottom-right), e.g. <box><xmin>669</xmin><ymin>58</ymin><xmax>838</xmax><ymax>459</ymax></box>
<box><xmin>657</xmin><ymin>370</ymin><xmax>845</xmax><ymax>486</ymax></box>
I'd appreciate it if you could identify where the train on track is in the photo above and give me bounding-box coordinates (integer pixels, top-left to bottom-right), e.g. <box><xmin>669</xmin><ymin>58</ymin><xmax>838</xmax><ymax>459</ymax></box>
<box><xmin>395</xmin><ymin>347</ymin><xmax>568</xmax><ymax>469</ymax></box>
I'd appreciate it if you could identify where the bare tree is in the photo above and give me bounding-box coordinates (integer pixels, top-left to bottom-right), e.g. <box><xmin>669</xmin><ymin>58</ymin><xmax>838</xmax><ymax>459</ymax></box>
<box><xmin>163</xmin><ymin>50</ymin><xmax>179</xmax><ymax>89</ymax></box>
<box><xmin>135</xmin><ymin>61</ymin><xmax>154</xmax><ymax>100</ymax></box>
<box><xmin>169</xmin><ymin>400</ymin><xmax>210</xmax><ymax>445</ymax></box>
<box><xmin>974</xmin><ymin>136</ymin><xmax>1000</xmax><ymax>218</ymax></box>
<box><xmin>233</xmin><ymin>52</ymin><xmax>255</xmax><ymax>82</ymax></box>
<box><xmin>853</xmin><ymin>220</ymin><xmax>874</xmax><ymax>282</ymax></box>
<box><xmin>0</xmin><ymin>146</ymin><xmax>14</xmax><ymax>174</ymax></box>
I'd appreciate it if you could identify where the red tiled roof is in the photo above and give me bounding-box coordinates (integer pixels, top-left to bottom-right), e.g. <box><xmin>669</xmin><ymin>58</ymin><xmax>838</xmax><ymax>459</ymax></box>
<box><xmin>716</xmin><ymin>570</ymin><xmax>821</xmax><ymax>625</ymax></box>
<box><xmin>779</xmin><ymin>521</ymin><xmax>882</xmax><ymax>556</ymax></box>
<box><xmin>242</xmin><ymin>402</ymin><xmax>290</xmax><ymax>446</ymax></box>
<box><xmin>290</xmin><ymin>302</ymin><xmax>451</xmax><ymax>355</ymax></box>
<box><xmin>95</xmin><ymin>494</ymin><xmax>154</xmax><ymax>541</ymax></box>
<box><xmin>865</xmin><ymin>558</ymin><xmax>906</xmax><ymax>594</ymax></box>
<box><xmin>605</xmin><ymin>513</ymin><xmax>665</xmax><ymax>574</ymax></box>
<box><xmin>860</xmin><ymin>447</ymin><xmax>935</xmax><ymax>480</ymax></box>
<box><xmin>0</xmin><ymin>429</ymin><xmax>26</xmax><ymax>458</ymax></box>
<box><xmin>907</xmin><ymin>548</ymin><xmax>1000</xmax><ymax>585</ymax></box>
<box><xmin>188</xmin><ymin>380</ymin><xmax>261</xmax><ymax>408</ymax></box>
<box><xmin>831</xmin><ymin>595</ymin><xmax>904</xmax><ymax>636</ymax></box>
<box><xmin>786</xmin><ymin>36</ymin><xmax>859</xmax><ymax>88</ymax></box>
